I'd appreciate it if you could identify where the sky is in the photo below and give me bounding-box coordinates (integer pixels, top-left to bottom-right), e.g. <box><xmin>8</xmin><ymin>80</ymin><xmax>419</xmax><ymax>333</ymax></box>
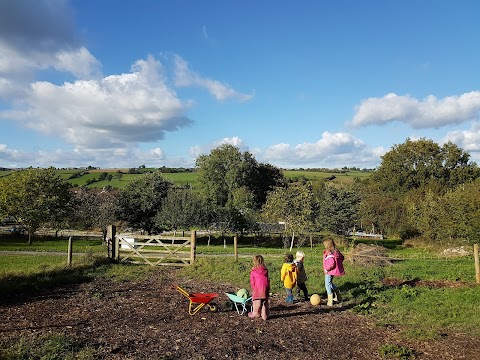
<box><xmin>1</xmin><ymin>0</ymin><xmax>480</xmax><ymax>170</ymax></box>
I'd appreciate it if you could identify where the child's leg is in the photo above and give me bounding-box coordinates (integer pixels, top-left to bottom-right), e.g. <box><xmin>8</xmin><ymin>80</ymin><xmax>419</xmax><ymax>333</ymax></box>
<box><xmin>298</xmin><ymin>282</ymin><xmax>308</xmax><ymax>300</ymax></box>
<box><xmin>248</xmin><ymin>299</ymin><xmax>261</xmax><ymax>318</ymax></box>
<box><xmin>285</xmin><ymin>287</ymin><xmax>294</xmax><ymax>302</ymax></box>
<box><xmin>261</xmin><ymin>299</ymin><xmax>269</xmax><ymax>320</ymax></box>
<box><xmin>324</xmin><ymin>274</ymin><xmax>334</xmax><ymax>295</ymax></box>
<box><xmin>325</xmin><ymin>274</ymin><xmax>334</xmax><ymax>306</ymax></box>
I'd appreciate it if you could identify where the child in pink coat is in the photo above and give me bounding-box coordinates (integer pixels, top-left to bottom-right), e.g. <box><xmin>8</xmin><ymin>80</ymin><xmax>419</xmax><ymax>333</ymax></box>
<box><xmin>248</xmin><ymin>255</ymin><xmax>270</xmax><ymax>320</ymax></box>
<box><xmin>323</xmin><ymin>238</ymin><xmax>345</xmax><ymax>306</ymax></box>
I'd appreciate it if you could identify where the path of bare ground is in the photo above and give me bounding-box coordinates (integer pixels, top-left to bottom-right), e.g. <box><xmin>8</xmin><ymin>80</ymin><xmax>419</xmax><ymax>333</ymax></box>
<box><xmin>0</xmin><ymin>268</ymin><xmax>477</xmax><ymax>360</ymax></box>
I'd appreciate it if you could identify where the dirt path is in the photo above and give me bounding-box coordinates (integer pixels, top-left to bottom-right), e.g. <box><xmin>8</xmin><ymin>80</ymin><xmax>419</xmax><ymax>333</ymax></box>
<box><xmin>0</xmin><ymin>268</ymin><xmax>477</xmax><ymax>359</ymax></box>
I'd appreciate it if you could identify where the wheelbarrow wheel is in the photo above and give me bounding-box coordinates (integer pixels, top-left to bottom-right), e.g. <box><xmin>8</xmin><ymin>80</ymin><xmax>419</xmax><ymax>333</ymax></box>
<box><xmin>223</xmin><ymin>300</ymin><xmax>234</xmax><ymax>312</ymax></box>
<box><xmin>209</xmin><ymin>303</ymin><xmax>218</xmax><ymax>312</ymax></box>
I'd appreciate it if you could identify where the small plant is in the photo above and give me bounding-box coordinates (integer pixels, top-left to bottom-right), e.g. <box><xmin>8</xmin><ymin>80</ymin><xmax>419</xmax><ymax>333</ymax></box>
<box><xmin>0</xmin><ymin>333</ymin><xmax>98</xmax><ymax>360</ymax></box>
<box><xmin>352</xmin><ymin>301</ymin><xmax>375</xmax><ymax>315</ymax></box>
<box><xmin>378</xmin><ymin>343</ymin><xmax>414</xmax><ymax>359</ymax></box>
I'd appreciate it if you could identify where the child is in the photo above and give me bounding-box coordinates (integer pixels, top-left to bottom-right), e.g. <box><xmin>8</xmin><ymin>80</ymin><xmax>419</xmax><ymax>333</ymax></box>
<box><xmin>249</xmin><ymin>255</ymin><xmax>270</xmax><ymax>320</ymax></box>
<box><xmin>294</xmin><ymin>251</ymin><xmax>308</xmax><ymax>301</ymax></box>
<box><xmin>323</xmin><ymin>238</ymin><xmax>345</xmax><ymax>306</ymax></box>
<box><xmin>280</xmin><ymin>253</ymin><xmax>297</xmax><ymax>303</ymax></box>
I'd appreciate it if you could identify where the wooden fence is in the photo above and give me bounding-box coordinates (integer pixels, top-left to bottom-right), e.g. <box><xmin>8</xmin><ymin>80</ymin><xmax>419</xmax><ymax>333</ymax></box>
<box><xmin>107</xmin><ymin>225</ymin><xmax>196</xmax><ymax>267</ymax></box>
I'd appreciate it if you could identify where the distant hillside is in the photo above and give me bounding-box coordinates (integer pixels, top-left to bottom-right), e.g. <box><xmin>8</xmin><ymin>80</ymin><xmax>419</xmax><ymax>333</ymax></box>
<box><xmin>0</xmin><ymin>167</ymin><xmax>373</xmax><ymax>189</ymax></box>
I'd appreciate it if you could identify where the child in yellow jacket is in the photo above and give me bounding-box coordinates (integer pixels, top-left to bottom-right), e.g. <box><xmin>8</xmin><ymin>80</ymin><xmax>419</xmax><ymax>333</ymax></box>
<box><xmin>280</xmin><ymin>253</ymin><xmax>297</xmax><ymax>303</ymax></box>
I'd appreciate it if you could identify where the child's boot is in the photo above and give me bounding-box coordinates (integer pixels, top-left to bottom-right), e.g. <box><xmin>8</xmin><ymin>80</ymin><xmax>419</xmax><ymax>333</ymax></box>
<box><xmin>333</xmin><ymin>289</ymin><xmax>342</xmax><ymax>302</ymax></box>
<box><xmin>327</xmin><ymin>293</ymin><xmax>334</xmax><ymax>306</ymax></box>
<box><xmin>286</xmin><ymin>294</ymin><xmax>294</xmax><ymax>303</ymax></box>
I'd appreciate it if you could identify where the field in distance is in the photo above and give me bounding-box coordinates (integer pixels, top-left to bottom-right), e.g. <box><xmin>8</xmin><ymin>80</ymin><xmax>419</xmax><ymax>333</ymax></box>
<box><xmin>0</xmin><ymin>168</ymin><xmax>372</xmax><ymax>189</ymax></box>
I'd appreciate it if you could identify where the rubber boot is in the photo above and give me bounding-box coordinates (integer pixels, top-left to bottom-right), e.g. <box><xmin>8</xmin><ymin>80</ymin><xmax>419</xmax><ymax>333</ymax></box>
<box><xmin>286</xmin><ymin>294</ymin><xmax>294</xmax><ymax>303</ymax></box>
<box><xmin>333</xmin><ymin>289</ymin><xmax>342</xmax><ymax>302</ymax></box>
<box><xmin>327</xmin><ymin>293</ymin><xmax>334</xmax><ymax>306</ymax></box>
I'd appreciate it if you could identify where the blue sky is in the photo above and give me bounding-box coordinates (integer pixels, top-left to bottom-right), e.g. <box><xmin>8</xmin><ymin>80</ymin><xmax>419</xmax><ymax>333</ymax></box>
<box><xmin>1</xmin><ymin>0</ymin><xmax>480</xmax><ymax>169</ymax></box>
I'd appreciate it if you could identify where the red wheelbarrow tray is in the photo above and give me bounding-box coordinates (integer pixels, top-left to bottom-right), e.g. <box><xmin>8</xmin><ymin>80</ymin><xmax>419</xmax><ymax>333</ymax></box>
<box><xmin>174</xmin><ymin>284</ymin><xmax>219</xmax><ymax>316</ymax></box>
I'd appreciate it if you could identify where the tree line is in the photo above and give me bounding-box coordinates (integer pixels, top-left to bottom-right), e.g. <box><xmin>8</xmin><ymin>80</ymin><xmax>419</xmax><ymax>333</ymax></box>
<box><xmin>1</xmin><ymin>139</ymin><xmax>479</xmax><ymax>246</ymax></box>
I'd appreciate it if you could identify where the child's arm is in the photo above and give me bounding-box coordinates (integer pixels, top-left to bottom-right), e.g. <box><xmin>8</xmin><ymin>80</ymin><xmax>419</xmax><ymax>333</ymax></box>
<box><xmin>324</xmin><ymin>255</ymin><xmax>336</xmax><ymax>272</ymax></box>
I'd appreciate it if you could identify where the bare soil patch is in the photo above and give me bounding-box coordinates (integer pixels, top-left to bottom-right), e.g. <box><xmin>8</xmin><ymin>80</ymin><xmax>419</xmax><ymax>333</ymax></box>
<box><xmin>0</xmin><ymin>268</ymin><xmax>477</xmax><ymax>359</ymax></box>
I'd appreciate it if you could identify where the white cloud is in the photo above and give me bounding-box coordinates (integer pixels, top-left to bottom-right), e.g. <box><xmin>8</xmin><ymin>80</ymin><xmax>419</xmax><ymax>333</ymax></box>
<box><xmin>53</xmin><ymin>47</ymin><xmax>102</xmax><ymax>79</ymax></box>
<box><xmin>0</xmin><ymin>56</ymin><xmax>193</xmax><ymax>150</ymax></box>
<box><xmin>189</xmin><ymin>136</ymin><xmax>249</xmax><ymax>158</ymax></box>
<box><xmin>173</xmin><ymin>55</ymin><xmax>254</xmax><ymax>102</ymax></box>
<box><xmin>351</xmin><ymin>91</ymin><xmax>480</xmax><ymax>129</ymax></box>
<box><xmin>260</xmin><ymin>131</ymin><xmax>380</xmax><ymax>168</ymax></box>
<box><xmin>442</xmin><ymin>122</ymin><xmax>480</xmax><ymax>153</ymax></box>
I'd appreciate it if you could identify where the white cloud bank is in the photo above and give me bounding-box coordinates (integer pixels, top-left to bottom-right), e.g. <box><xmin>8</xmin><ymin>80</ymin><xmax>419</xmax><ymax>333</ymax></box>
<box><xmin>260</xmin><ymin>132</ymin><xmax>385</xmax><ymax>168</ymax></box>
<box><xmin>2</xmin><ymin>56</ymin><xmax>193</xmax><ymax>149</ymax></box>
<box><xmin>351</xmin><ymin>91</ymin><xmax>480</xmax><ymax>129</ymax></box>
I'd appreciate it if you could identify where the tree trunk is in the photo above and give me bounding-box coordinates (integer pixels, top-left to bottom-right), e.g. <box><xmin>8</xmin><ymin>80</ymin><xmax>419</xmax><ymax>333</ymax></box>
<box><xmin>289</xmin><ymin>230</ymin><xmax>295</xmax><ymax>252</ymax></box>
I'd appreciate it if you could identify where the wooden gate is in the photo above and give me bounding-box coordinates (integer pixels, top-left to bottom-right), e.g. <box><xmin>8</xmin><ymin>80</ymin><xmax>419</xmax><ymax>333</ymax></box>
<box><xmin>108</xmin><ymin>226</ymin><xmax>196</xmax><ymax>266</ymax></box>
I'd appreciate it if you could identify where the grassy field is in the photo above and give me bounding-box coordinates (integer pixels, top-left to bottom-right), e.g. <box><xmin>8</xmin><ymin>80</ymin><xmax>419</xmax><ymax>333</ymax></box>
<box><xmin>283</xmin><ymin>169</ymin><xmax>372</xmax><ymax>184</ymax></box>
<box><xmin>0</xmin><ymin>168</ymin><xmax>372</xmax><ymax>189</ymax></box>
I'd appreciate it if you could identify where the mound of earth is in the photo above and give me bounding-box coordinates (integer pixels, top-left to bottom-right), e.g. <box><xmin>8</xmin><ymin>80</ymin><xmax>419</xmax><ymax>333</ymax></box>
<box><xmin>0</xmin><ymin>268</ymin><xmax>477</xmax><ymax>359</ymax></box>
<box><xmin>348</xmin><ymin>243</ymin><xmax>392</xmax><ymax>266</ymax></box>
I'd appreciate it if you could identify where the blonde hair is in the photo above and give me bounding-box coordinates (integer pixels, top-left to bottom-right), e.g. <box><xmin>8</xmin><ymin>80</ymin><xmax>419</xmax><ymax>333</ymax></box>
<box><xmin>253</xmin><ymin>254</ymin><xmax>265</xmax><ymax>268</ymax></box>
<box><xmin>295</xmin><ymin>251</ymin><xmax>305</xmax><ymax>261</ymax></box>
<box><xmin>323</xmin><ymin>238</ymin><xmax>336</xmax><ymax>252</ymax></box>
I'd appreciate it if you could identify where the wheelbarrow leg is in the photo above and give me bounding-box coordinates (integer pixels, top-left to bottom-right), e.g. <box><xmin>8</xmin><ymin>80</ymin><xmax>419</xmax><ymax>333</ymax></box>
<box><xmin>189</xmin><ymin>301</ymin><xmax>207</xmax><ymax>316</ymax></box>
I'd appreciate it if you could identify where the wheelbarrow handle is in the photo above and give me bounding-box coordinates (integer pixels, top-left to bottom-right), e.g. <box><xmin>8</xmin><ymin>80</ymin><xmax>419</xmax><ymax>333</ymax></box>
<box><xmin>173</xmin><ymin>284</ymin><xmax>191</xmax><ymax>298</ymax></box>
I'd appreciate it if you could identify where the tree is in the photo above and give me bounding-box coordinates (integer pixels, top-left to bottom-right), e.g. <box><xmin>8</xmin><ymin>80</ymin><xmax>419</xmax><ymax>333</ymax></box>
<box><xmin>0</xmin><ymin>168</ymin><xmax>73</xmax><ymax>244</ymax></box>
<box><xmin>195</xmin><ymin>144</ymin><xmax>285</xmax><ymax>209</ymax></box>
<box><xmin>261</xmin><ymin>183</ymin><xmax>314</xmax><ymax>250</ymax></box>
<box><xmin>155</xmin><ymin>188</ymin><xmax>206</xmax><ymax>233</ymax></box>
<box><xmin>357</xmin><ymin>180</ymin><xmax>408</xmax><ymax>237</ymax></box>
<box><xmin>405</xmin><ymin>180</ymin><xmax>480</xmax><ymax>245</ymax></box>
<box><xmin>373</xmin><ymin>138</ymin><xmax>479</xmax><ymax>194</ymax></box>
<box><xmin>117</xmin><ymin>171</ymin><xmax>172</xmax><ymax>234</ymax></box>
<box><xmin>73</xmin><ymin>188</ymin><xmax>119</xmax><ymax>240</ymax></box>
<box><xmin>315</xmin><ymin>184</ymin><xmax>360</xmax><ymax>234</ymax></box>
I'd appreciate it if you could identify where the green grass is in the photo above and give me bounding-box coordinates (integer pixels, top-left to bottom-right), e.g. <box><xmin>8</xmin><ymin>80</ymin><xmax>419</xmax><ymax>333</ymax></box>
<box><xmin>283</xmin><ymin>169</ymin><xmax>372</xmax><ymax>185</ymax></box>
<box><xmin>2</xmin><ymin>168</ymin><xmax>372</xmax><ymax>189</ymax></box>
<box><xmin>0</xmin><ymin>254</ymin><xmax>74</xmax><ymax>275</ymax></box>
<box><xmin>161</xmin><ymin>172</ymin><xmax>198</xmax><ymax>188</ymax></box>
<box><xmin>0</xmin><ymin>333</ymin><xmax>98</xmax><ymax>360</ymax></box>
<box><xmin>0</xmin><ymin>236</ymin><xmax>104</xmax><ymax>253</ymax></box>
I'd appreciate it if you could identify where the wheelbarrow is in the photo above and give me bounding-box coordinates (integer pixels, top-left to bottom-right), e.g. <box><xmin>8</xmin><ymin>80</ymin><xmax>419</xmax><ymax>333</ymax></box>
<box><xmin>175</xmin><ymin>284</ymin><xmax>219</xmax><ymax>316</ymax></box>
<box><xmin>225</xmin><ymin>292</ymin><xmax>252</xmax><ymax>315</ymax></box>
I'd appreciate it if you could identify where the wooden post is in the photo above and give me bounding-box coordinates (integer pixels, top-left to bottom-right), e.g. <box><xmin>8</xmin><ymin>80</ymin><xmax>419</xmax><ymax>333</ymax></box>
<box><xmin>113</xmin><ymin>231</ymin><xmax>119</xmax><ymax>262</ymax></box>
<box><xmin>107</xmin><ymin>225</ymin><xmax>116</xmax><ymax>259</ymax></box>
<box><xmin>190</xmin><ymin>230</ymin><xmax>196</xmax><ymax>264</ymax></box>
<box><xmin>234</xmin><ymin>235</ymin><xmax>238</xmax><ymax>262</ymax></box>
<box><xmin>474</xmin><ymin>244</ymin><xmax>480</xmax><ymax>284</ymax></box>
<box><xmin>67</xmin><ymin>236</ymin><xmax>73</xmax><ymax>267</ymax></box>
<box><xmin>310</xmin><ymin>235</ymin><xmax>313</xmax><ymax>249</ymax></box>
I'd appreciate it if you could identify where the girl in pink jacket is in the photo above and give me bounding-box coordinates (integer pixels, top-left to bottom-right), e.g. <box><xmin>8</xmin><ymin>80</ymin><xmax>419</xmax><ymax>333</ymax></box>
<box><xmin>248</xmin><ymin>255</ymin><xmax>270</xmax><ymax>320</ymax></box>
<box><xmin>323</xmin><ymin>238</ymin><xmax>345</xmax><ymax>306</ymax></box>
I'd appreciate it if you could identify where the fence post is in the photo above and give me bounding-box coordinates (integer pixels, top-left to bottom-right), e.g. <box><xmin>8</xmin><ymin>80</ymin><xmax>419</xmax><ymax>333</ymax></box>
<box><xmin>234</xmin><ymin>235</ymin><xmax>238</xmax><ymax>262</ymax></box>
<box><xmin>190</xmin><ymin>230</ymin><xmax>196</xmax><ymax>264</ymax></box>
<box><xmin>474</xmin><ymin>244</ymin><xmax>480</xmax><ymax>284</ymax></box>
<box><xmin>107</xmin><ymin>225</ymin><xmax>116</xmax><ymax>260</ymax></box>
<box><xmin>113</xmin><ymin>231</ymin><xmax>119</xmax><ymax>261</ymax></box>
<box><xmin>67</xmin><ymin>236</ymin><xmax>73</xmax><ymax>267</ymax></box>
